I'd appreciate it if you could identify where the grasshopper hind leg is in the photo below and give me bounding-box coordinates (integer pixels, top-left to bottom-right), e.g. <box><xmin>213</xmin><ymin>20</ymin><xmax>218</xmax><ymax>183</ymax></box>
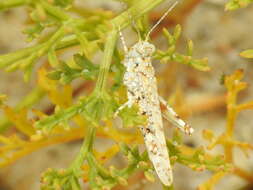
<box><xmin>159</xmin><ymin>96</ymin><xmax>194</xmax><ymax>135</ymax></box>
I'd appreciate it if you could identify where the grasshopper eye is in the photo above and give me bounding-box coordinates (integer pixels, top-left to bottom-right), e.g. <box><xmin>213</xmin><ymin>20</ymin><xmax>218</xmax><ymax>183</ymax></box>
<box><xmin>144</xmin><ymin>45</ymin><xmax>155</xmax><ymax>55</ymax></box>
<box><xmin>142</xmin><ymin>43</ymin><xmax>155</xmax><ymax>57</ymax></box>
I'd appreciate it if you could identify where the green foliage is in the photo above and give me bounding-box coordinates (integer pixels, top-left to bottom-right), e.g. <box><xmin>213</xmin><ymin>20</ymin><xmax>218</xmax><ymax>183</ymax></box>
<box><xmin>166</xmin><ymin>140</ymin><xmax>232</xmax><ymax>172</ymax></box>
<box><xmin>41</xmin><ymin>168</ymin><xmax>81</xmax><ymax>190</ymax></box>
<box><xmin>155</xmin><ymin>25</ymin><xmax>210</xmax><ymax>71</ymax></box>
<box><xmin>225</xmin><ymin>0</ymin><xmax>253</xmax><ymax>10</ymax></box>
<box><xmin>0</xmin><ymin>94</ymin><xmax>6</xmax><ymax>106</ymax></box>
<box><xmin>0</xmin><ymin>0</ymin><xmax>252</xmax><ymax>190</ymax></box>
<box><xmin>47</xmin><ymin>54</ymin><xmax>99</xmax><ymax>84</ymax></box>
<box><xmin>118</xmin><ymin>105</ymin><xmax>147</xmax><ymax>127</ymax></box>
<box><xmin>240</xmin><ymin>49</ymin><xmax>253</xmax><ymax>58</ymax></box>
<box><xmin>225</xmin><ymin>1</ymin><xmax>253</xmax><ymax>62</ymax></box>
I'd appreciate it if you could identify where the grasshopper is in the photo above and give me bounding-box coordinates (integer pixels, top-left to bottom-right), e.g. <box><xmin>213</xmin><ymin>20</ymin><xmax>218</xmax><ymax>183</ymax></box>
<box><xmin>115</xmin><ymin>1</ymin><xmax>193</xmax><ymax>186</ymax></box>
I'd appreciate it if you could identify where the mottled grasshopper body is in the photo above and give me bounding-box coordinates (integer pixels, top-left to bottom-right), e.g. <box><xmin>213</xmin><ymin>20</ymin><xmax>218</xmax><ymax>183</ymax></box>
<box><xmin>115</xmin><ymin>2</ymin><xmax>193</xmax><ymax>186</ymax></box>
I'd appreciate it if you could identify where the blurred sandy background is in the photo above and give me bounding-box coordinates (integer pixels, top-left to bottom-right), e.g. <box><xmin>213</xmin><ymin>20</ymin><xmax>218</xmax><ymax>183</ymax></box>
<box><xmin>0</xmin><ymin>0</ymin><xmax>253</xmax><ymax>189</ymax></box>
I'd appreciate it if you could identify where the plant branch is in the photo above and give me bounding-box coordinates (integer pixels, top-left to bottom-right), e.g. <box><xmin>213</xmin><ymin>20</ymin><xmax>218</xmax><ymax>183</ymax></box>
<box><xmin>0</xmin><ymin>87</ymin><xmax>45</xmax><ymax>132</ymax></box>
<box><xmin>69</xmin><ymin>126</ymin><xmax>96</xmax><ymax>173</ymax></box>
<box><xmin>0</xmin><ymin>0</ymin><xmax>29</xmax><ymax>11</ymax></box>
<box><xmin>95</xmin><ymin>29</ymin><xmax>117</xmax><ymax>92</ymax></box>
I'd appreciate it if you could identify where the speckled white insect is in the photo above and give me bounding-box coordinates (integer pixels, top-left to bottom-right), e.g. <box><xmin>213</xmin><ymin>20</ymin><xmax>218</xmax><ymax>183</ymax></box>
<box><xmin>115</xmin><ymin>1</ymin><xmax>194</xmax><ymax>186</ymax></box>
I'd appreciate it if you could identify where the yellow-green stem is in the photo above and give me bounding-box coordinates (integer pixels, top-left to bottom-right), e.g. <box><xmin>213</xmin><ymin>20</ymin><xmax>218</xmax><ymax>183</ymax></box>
<box><xmin>0</xmin><ymin>87</ymin><xmax>45</xmax><ymax>132</ymax></box>
<box><xmin>225</xmin><ymin>91</ymin><xmax>237</xmax><ymax>162</ymax></box>
<box><xmin>69</xmin><ymin>126</ymin><xmax>96</xmax><ymax>173</ymax></box>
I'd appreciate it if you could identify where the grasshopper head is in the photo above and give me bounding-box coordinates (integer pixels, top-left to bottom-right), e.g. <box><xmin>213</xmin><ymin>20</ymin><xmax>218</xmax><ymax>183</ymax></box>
<box><xmin>132</xmin><ymin>41</ymin><xmax>155</xmax><ymax>58</ymax></box>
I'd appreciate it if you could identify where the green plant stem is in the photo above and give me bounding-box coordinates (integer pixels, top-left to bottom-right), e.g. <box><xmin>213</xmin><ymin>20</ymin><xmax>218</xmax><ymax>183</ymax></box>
<box><xmin>163</xmin><ymin>184</ymin><xmax>174</xmax><ymax>190</ymax></box>
<box><xmin>2</xmin><ymin>0</ymin><xmax>169</xmax><ymax>133</ymax></box>
<box><xmin>0</xmin><ymin>87</ymin><xmax>45</xmax><ymax>132</ymax></box>
<box><xmin>0</xmin><ymin>0</ymin><xmax>167</xmax><ymax>68</ymax></box>
<box><xmin>69</xmin><ymin>126</ymin><xmax>96</xmax><ymax>173</ymax></box>
<box><xmin>111</xmin><ymin>0</ymin><xmax>166</xmax><ymax>28</ymax></box>
<box><xmin>35</xmin><ymin>101</ymin><xmax>86</xmax><ymax>131</ymax></box>
<box><xmin>86</xmin><ymin>154</ymin><xmax>111</xmax><ymax>178</ymax></box>
<box><xmin>40</xmin><ymin>0</ymin><xmax>69</xmax><ymax>21</ymax></box>
<box><xmin>37</xmin><ymin>26</ymin><xmax>66</xmax><ymax>57</ymax></box>
<box><xmin>95</xmin><ymin>29</ymin><xmax>117</xmax><ymax>93</ymax></box>
<box><xmin>0</xmin><ymin>45</ymin><xmax>42</xmax><ymax>69</ymax></box>
<box><xmin>0</xmin><ymin>0</ymin><xmax>29</xmax><ymax>11</ymax></box>
<box><xmin>94</xmin><ymin>0</ymin><xmax>167</xmax><ymax>92</ymax></box>
<box><xmin>0</xmin><ymin>26</ymin><xmax>65</xmax><ymax>70</ymax></box>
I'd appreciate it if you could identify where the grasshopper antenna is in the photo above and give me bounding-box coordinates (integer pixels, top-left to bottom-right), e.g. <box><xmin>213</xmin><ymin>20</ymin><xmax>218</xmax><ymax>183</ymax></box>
<box><xmin>145</xmin><ymin>1</ymin><xmax>178</xmax><ymax>41</ymax></box>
